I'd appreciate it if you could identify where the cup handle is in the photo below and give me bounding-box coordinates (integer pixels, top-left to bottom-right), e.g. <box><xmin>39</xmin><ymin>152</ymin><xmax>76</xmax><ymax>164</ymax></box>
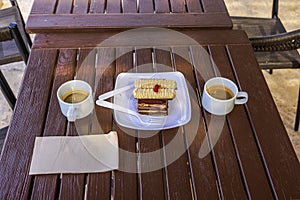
<box><xmin>67</xmin><ymin>107</ymin><xmax>76</xmax><ymax>122</ymax></box>
<box><xmin>235</xmin><ymin>92</ymin><xmax>248</xmax><ymax>105</ymax></box>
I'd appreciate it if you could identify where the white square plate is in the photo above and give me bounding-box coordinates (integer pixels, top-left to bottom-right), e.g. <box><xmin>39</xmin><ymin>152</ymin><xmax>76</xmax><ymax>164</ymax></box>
<box><xmin>113</xmin><ymin>72</ymin><xmax>191</xmax><ymax>130</ymax></box>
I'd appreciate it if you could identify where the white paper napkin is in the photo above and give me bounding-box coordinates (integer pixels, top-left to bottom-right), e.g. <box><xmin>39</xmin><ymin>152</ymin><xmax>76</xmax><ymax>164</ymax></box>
<box><xmin>29</xmin><ymin>131</ymin><xmax>118</xmax><ymax>175</ymax></box>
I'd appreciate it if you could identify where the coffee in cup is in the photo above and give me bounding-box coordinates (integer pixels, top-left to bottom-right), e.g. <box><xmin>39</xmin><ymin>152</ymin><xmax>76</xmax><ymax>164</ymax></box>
<box><xmin>206</xmin><ymin>85</ymin><xmax>235</xmax><ymax>100</ymax></box>
<box><xmin>62</xmin><ymin>90</ymin><xmax>89</xmax><ymax>104</ymax></box>
<box><xmin>57</xmin><ymin>80</ymin><xmax>94</xmax><ymax>121</ymax></box>
<box><xmin>201</xmin><ymin>77</ymin><xmax>248</xmax><ymax>115</ymax></box>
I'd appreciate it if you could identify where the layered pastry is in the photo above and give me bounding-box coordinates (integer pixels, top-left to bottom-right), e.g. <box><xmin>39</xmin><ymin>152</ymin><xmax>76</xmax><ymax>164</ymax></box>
<box><xmin>133</xmin><ymin>79</ymin><xmax>177</xmax><ymax>116</ymax></box>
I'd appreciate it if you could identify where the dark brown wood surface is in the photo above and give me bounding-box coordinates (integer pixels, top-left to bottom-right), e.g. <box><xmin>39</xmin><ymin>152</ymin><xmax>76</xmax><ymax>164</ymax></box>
<box><xmin>0</xmin><ymin>30</ymin><xmax>299</xmax><ymax>199</ymax></box>
<box><xmin>26</xmin><ymin>0</ymin><xmax>232</xmax><ymax>33</ymax></box>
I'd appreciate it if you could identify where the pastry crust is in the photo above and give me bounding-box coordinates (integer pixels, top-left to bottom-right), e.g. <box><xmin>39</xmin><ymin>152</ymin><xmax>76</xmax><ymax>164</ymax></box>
<box><xmin>133</xmin><ymin>88</ymin><xmax>176</xmax><ymax>99</ymax></box>
<box><xmin>134</xmin><ymin>79</ymin><xmax>177</xmax><ymax>89</ymax></box>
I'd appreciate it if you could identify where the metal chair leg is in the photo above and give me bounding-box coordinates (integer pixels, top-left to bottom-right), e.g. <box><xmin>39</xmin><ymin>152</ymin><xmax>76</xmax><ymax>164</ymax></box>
<box><xmin>294</xmin><ymin>86</ymin><xmax>300</xmax><ymax>131</ymax></box>
<box><xmin>9</xmin><ymin>22</ymin><xmax>30</xmax><ymax>64</ymax></box>
<box><xmin>0</xmin><ymin>70</ymin><xmax>16</xmax><ymax>110</ymax></box>
<box><xmin>268</xmin><ymin>69</ymin><xmax>273</xmax><ymax>74</ymax></box>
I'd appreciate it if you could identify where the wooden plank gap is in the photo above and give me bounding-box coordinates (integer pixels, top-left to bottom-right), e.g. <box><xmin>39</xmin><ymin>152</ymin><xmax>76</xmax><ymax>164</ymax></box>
<box><xmin>83</xmin><ymin>174</ymin><xmax>89</xmax><ymax>200</ymax></box>
<box><xmin>184</xmin><ymin>0</ymin><xmax>188</xmax><ymax>13</ymax></box>
<box><xmin>199</xmin><ymin>0</ymin><xmax>204</xmax><ymax>12</ymax></box>
<box><xmin>206</xmin><ymin>47</ymin><xmax>220</xmax><ymax>77</ymax></box>
<box><xmin>161</xmin><ymin>132</ymin><xmax>170</xmax><ymax>199</ymax></box>
<box><xmin>120</xmin><ymin>0</ymin><xmax>123</xmax><ymax>12</ymax></box>
<box><xmin>225</xmin><ymin>117</ymin><xmax>251</xmax><ymax>199</ymax></box>
<box><xmin>236</xmin><ymin>83</ymin><xmax>278</xmax><ymax>199</ymax></box>
<box><xmin>187</xmin><ymin>45</ymin><xmax>222</xmax><ymax>199</ymax></box>
<box><xmin>167</xmin><ymin>0</ymin><xmax>172</xmax><ymax>13</ymax></box>
<box><xmin>39</xmin><ymin>49</ymin><xmax>60</xmax><ymax>136</ymax></box>
<box><xmin>136</xmin><ymin>0</ymin><xmax>139</xmax><ymax>13</ymax></box>
<box><xmin>182</xmin><ymin>126</ymin><xmax>197</xmax><ymax>200</ymax></box>
<box><xmin>153</xmin><ymin>0</ymin><xmax>170</xmax><ymax>13</ymax></box>
<box><xmin>169</xmin><ymin>47</ymin><xmax>176</xmax><ymax>71</ymax></box>
<box><xmin>152</xmin><ymin>48</ymin><xmax>157</xmax><ymax>72</ymax></box>
<box><xmin>225</xmin><ymin>45</ymin><xmax>279</xmax><ymax>199</ymax></box>
<box><xmin>70</xmin><ymin>0</ymin><xmax>75</xmax><ymax>14</ymax></box>
<box><xmin>152</xmin><ymin>0</ymin><xmax>155</xmax><ymax>13</ymax></box>
<box><xmin>29</xmin><ymin>49</ymin><xmax>78</xmax><ymax>200</ymax></box>
<box><xmin>188</xmin><ymin>45</ymin><xmax>224</xmax><ymax>199</ymax></box>
<box><xmin>87</xmin><ymin>0</ymin><xmax>91</xmax><ymax>13</ymax></box>
<box><xmin>201</xmin><ymin>111</ymin><xmax>224</xmax><ymax>199</ymax></box>
<box><xmin>104</xmin><ymin>0</ymin><xmax>107</xmax><ymax>13</ymax></box>
<box><xmin>119</xmin><ymin>0</ymin><xmax>123</xmax><ymax>13</ymax></box>
<box><xmin>53</xmin><ymin>0</ymin><xmax>59</xmax><ymax>14</ymax></box>
<box><xmin>89</xmin><ymin>0</ymin><xmax>105</xmax><ymax>12</ymax></box>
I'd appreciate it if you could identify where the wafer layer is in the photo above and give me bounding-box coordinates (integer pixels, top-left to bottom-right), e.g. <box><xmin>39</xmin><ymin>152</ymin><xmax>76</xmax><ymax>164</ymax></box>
<box><xmin>133</xmin><ymin>88</ymin><xmax>176</xmax><ymax>99</ymax></box>
<box><xmin>134</xmin><ymin>79</ymin><xmax>177</xmax><ymax>89</ymax></box>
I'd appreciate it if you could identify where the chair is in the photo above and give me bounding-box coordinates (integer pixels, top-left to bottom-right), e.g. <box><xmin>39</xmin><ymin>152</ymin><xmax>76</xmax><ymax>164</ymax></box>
<box><xmin>231</xmin><ymin>0</ymin><xmax>300</xmax><ymax>131</ymax></box>
<box><xmin>231</xmin><ymin>0</ymin><xmax>300</xmax><ymax>74</ymax></box>
<box><xmin>249</xmin><ymin>30</ymin><xmax>300</xmax><ymax>131</ymax></box>
<box><xmin>0</xmin><ymin>0</ymin><xmax>32</xmax><ymax>109</ymax></box>
<box><xmin>0</xmin><ymin>0</ymin><xmax>32</xmax><ymax>144</ymax></box>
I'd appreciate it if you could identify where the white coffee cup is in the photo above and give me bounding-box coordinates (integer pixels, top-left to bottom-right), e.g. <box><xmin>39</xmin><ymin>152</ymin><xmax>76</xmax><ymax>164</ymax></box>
<box><xmin>57</xmin><ymin>80</ymin><xmax>94</xmax><ymax>122</ymax></box>
<box><xmin>201</xmin><ymin>77</ymin><xmax>248</xmax><ymax>115</ymax></box>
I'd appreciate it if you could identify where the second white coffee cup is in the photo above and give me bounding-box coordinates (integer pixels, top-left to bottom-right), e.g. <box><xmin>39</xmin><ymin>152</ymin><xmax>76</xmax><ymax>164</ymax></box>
<box><xmin>201</xmin><ymin>77</ymin><xmax>248</xmax><ymax>115</ymax></box>
<box><xmin>57</xmin><ymin>80</ymin><xmax>94</xmax><ymax>122</ymax></box>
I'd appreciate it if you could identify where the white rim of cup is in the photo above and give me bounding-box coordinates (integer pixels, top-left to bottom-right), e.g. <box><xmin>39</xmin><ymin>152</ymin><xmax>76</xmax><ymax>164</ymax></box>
<box><xmin>204</xmin><ymin>77</ymin><xmax>238</xmax><ymax>102</ymax></box>
<box><xmin>57</xmin><ymin>80</ymin><xmax>92</xmax><ymax>105</ymax></box>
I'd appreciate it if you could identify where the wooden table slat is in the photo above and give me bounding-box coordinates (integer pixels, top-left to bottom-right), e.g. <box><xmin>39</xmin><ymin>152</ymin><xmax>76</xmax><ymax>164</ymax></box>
<box><xmin>0</xmin><ymin>49</ymin><xmax>58</xmax><ymax>199</ymax></box>
<box><xmin>139</xmin><ymin>0</ymin><xmax>154</xmax><ymax>13</ymax></box>
<box><xmin>138</xmin><ymin>131</ymin><xmax>166</xmax><ymax>199</ymax></box>
<box><xmin>170</xmin><ymin>0</ymin><xmax>186</xmax><ymax>13</ymax></box>
<box><xmin>114</xmin><ymin>48</ymin><xmax>138</xmax><ymax>200</ymax></box>
<box><xmin>86</xmin><ymin>48</ymin><xmax>116</xmax><ymax>200</ymax></box>
<box><xmin>30</xmin><ymin>49</ymin><xmax>77</xmax><ymax>199</ymax></box>
<box><xmin>59</xmin><ymin>169</ymin><xmax>85</xmax><ymax>199</ymax></box>
<box><xmin>76</xmin><ymin>48</ymin><xmax>96</xmax><ymax>85</ymax></box>
<box><xmin>89</xmin><ymin>0</ymin><xmax>105</xmax><ymax>13</ymax></box>
<box><xmin>186</xmin><ymin>0</ymin><xmax>203</xmax><ymax>13</ymax></box>
<box><xmin>161</xmin><ymin>128</ymin><xmax>193</xmax><ymax>199</ymax></box>
<box><xmin>30</xmin><ymin>0</ymin><xmax>57</xmax><ymax>14</ymax></box>
<box><xmin>73</xmin><ymin>0</ymin><xmax>89</xmax><ymax>14</ymax></box>
<box><xmin>210</xmin><ymin>45</ymin><xmax>274</xmax><ymax>199</ymax></box>
<box><xmin>201</xmin><ymin>0</ymin><xmax>228</xmax><ymax>12</ymax></box>
<box><xmin>136</xmin><ymin>48</ymin><xmax>165</xmax><ymax>199</ymax></box>
<box><xmin>122</xmin><ymin>0</ymin><xmax>137</xmax><ymax>13</ymax></box>
<box><xmin>157</xmin><ymin>48</ymin><xmax>195</xmax><ymax>199</ymax></box>
<box><xmin>31</xmin><ymin>30</ymin><xmax>247</xmax><ymax>49</ymax></box>
<box><xmin>154</xmin><ymin>0</ymin><xmax>170</xmax><ymax>13</ymax></box>
<box><xmin>188</xmin><ymin>46</ymin><xmax>247</xmax><ymax>198</ymax></box>
<box><xmin>58</xmin><ymin>48</ymin><xmax>97</xmax><ymax>199</ymax></box>
<box><xmin>106</xmin><ymin>0</ymin><xmax>121</xmax><ymax>13</ymax></box>
<box><xmin>56</xmin><ymin>0</ymin><xmax>73</xmax><ymax>14</ymax></box>
<box><xmin>59</xmin><ymin>124</ymin><xmax>86</xmax><ymax>199</ymax></box>
<box><xmin>114</xmin><ymin>127</ymin><xmax>139</xmax><ymax>200</ymax></box>
<box><xmin>173</xmin><ymin>46</ymin><xmax>220</xmax><ymax>199</ymax></box>
<box><xmin>26</xmin><ymin>13</ymin><xmax>232</xmax><ymax>33</ymax></box>
<box><xmin>28</xmin><ymin>0</ymin><xmax>232</xmax><ymax>33</ymax></box>
<box><xmin>93</xmin><ymin>47</ymin><xmax>116</xmax><ymax>133</ymax></box>
<box><xmin>227</xmin><ymin>45</ymin><xmax>300</xmax><ymax>199</ymax></box>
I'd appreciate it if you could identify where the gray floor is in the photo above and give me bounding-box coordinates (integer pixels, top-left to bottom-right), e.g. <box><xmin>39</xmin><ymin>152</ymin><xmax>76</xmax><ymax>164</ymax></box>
<box><xmin>0</xmin><ymin>0</ymin><xmax>299</xmax><ymax>158</ymax></box>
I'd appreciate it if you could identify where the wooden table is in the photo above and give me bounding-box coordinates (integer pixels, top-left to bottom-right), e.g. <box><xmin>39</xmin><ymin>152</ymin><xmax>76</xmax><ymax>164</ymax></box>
<box><xmin>26</xmin><ymin>0</ymin><xmax>232</xmax><ymax>33</ymax></box>
<box><xmin>0</xmin><ymin>29</ymin><xmax>299</xmax><ymax>199</ymax></box>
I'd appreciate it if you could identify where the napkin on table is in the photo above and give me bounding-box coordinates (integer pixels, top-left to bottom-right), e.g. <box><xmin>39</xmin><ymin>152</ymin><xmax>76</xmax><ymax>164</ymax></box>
<box><xmin>29</xmin><ymin>131</ymin><xmax>118</xmax><ymax>175</ymax></box>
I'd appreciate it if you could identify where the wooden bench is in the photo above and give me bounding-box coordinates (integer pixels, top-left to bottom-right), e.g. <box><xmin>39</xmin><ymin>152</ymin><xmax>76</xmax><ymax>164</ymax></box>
<box><xmin>26</xmin><ymin>0</ymin><xmax>232</xmax><ymax>33</ymax></box>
